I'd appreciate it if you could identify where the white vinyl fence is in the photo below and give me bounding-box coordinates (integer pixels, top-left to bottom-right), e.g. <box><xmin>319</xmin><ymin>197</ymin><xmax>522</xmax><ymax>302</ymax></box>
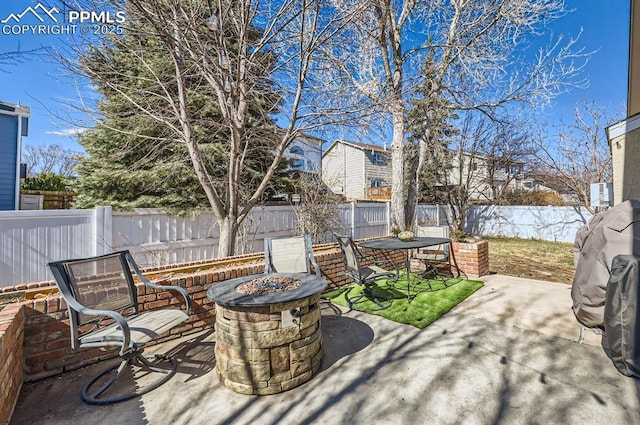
<box><xmin>464</xmin><ymin>205</ymin><xmax>592</xmax><ymax>243</ymax></box>
<box><xmin>0</xmin><ymin>203</ymin><xmax>592</xmax><ymax>287</ymax></box>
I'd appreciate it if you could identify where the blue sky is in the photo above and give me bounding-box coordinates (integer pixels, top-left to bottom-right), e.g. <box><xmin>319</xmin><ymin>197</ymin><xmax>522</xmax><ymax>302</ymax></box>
<box><xmin>0</xmin><ymin>0</ymin><xmax>632</xmax><ymax>155</ymax></box>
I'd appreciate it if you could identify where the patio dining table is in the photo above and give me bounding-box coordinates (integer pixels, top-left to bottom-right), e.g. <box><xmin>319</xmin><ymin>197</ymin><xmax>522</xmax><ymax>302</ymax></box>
<box><xmin>359</xmin><ymin>236</ymin><xmax>454</xmax><ymax>301</ymax></box>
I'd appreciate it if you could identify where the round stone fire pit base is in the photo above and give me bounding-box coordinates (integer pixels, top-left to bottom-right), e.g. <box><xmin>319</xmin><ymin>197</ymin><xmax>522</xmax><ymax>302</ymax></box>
<box><xmin>214</xmin><ymin>291</ymin><xmax>323</xmax><ymax>395</ymax></box>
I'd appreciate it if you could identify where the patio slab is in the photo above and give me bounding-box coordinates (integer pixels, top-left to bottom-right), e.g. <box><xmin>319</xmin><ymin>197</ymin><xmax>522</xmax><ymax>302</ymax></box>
<box><xmin>10</xmin><ymin>275</ymin><xmax>640</xmax><ymax>425</ymax></box>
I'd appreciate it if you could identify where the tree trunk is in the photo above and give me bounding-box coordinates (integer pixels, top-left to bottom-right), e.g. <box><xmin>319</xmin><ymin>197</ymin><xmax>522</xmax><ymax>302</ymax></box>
<box><xmin>217</xmin><ymin>217</ymin><xmax>237</xmax><ymax>258</ymax></box>
<box><xmin>390</xmin><ymin>111</ymin><xmax>406</xmax><ymax>231</ymax></box>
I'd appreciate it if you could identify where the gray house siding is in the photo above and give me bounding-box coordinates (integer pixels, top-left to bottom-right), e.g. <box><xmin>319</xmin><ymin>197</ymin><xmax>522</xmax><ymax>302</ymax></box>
<box><xmin>0</xmin><ymin>103</ymin><xmax>29</xmax><ymax>211</ymax></box>
<box><xmin>363</xmin><ymin>150</ymin><xmax>391</xmax><ymax>187</ymax></box>
<box><xmin>0</xmin><ymin>115</ymin><xmax>19</xmax><ymax>210</ymax></box>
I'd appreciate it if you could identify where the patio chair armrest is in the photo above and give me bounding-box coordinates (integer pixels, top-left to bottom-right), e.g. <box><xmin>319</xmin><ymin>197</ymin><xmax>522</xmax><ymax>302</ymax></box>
<box><xmin>378</xmin><ymin>259</ymin><xmax>400</xmax><ymax>278</ymax></box>
<box><xmin>127</xmin><ymin>254</ymin><xmax>192</xmax><ymax>316</ymax></box>
<box><xmin>74</xmin><ymin>305</ymin><xmax>132</xmax><ymax>352</ymax></box>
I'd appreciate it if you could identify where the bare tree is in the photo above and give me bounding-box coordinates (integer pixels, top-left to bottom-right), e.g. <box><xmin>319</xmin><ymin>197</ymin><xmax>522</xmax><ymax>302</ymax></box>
<box><xmin>435</xmin><ymin>114</ymin><xmax>532</xmax><ymax>232</ymax></box>
<box><xmin>534</xmin><ymin>100</ymin><xmax>617</xmax><ymax>214</ymax></box>
<box><xmin>62</xmin><ymin>0</ymin><xmax>351</xmax><ymax>257</ymax></box>
<box><xmin>292</xmin><ymin>173</ymin><xmax>340</xmax><ymax>244</ymax></box>
<box><xmin>321</xmin><ymin>0</ymin><xmax>587</xmax><ymax>230</ymax></box>
<box><xmin>0</xmin><ymin>45</ymin><xmax>43</xmax><ymax>71</ymax></box>
<box><xmin>23</xmin><ymin>144</ymin><xmax>79</xmax><ymax>177</ymax></box>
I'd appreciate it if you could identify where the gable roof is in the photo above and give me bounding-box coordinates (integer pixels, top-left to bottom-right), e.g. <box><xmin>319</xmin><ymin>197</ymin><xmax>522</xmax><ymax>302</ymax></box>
<box><xmin>322</xmin><ymin>139</ymin><xmax>389</xmax><ymax>157</ymax></box>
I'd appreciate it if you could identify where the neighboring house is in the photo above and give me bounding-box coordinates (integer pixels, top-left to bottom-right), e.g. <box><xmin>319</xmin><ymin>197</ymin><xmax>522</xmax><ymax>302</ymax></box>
<box><xmin>285</xmin><ymin>134</ymin><xmax>323</xmax><ymax>175</ymax></box>
<box><xmin>0</xmin><ymin>102</ymin><xmax>29</xmax><ymax>210</ymax></box>
<box><xmin>322</xmin><ymin>139</ymin><xmax>544</xmax><ymax>203</ymax></box>
<box><xmin>436</xmin><ymin>150</ymin><xmax>531</xmax><ymax>202</ymax></box>
<box><xmin>322</xmin><ymin>139</ymin><xmax>392</xmax><ymax>201</ymax></box>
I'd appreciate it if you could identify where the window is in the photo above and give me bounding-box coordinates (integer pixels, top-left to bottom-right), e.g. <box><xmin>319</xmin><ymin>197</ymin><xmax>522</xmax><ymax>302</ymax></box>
<box><xmin>289</xmin><ymin>146</ymin><xmax>304</xmax><ymax>156</ymax></box>
<box><xmin>371</xmin><ymin>178</ymin><xmax>385</xmax><ymax>187</ymax></box>
<box><xmin>292</xmin><ymin>159</ymin><xmax>304</xmax><ymax>169</ymax></box>
<box><xmin>372</xmin><ymin>152</ymin><xmax>385</xmax><ymax>166</ymax></box>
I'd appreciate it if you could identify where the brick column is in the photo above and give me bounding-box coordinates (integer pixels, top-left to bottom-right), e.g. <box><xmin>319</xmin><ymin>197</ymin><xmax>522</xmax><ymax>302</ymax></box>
<box><xmin>0</xmin><ymin>304</ymin><xmax>25</xmax><ymax>425</ymax></box>
<box><xmin>452</xmin><ymin>240</ymin><xmax>490</xmax><ymax>277</ymax></box>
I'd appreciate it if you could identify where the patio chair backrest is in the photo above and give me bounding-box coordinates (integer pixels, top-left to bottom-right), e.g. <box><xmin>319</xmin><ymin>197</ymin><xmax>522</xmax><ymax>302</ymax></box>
<box><xmin>334</xmin><ymin>234</ymin><xmax>361</xmax><ymax>278</ymax></box>
<box><xmin>48</xmin><ymin>251</ymin><xmax>142</xmax><ymax>351</ymax></box>
<box><xmin>264</xmin><ymin>235</ymin><xmax>321</xmax><ymax>277</ymax></box>
<box><xmin>415</xmin><ymin>225</ymin><xmax>450</xmax><ymax>258</ymax></box>
<box><xmin>50</xmin><ymin>251</ymin><xmax>137</xmax><ymax>328</ymax></box>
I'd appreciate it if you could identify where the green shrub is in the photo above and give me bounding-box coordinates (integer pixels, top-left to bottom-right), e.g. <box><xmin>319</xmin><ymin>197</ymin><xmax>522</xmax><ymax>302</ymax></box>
<box><xmin>22</xmin><ymin>173</ymin><xmax>71</xmax><ymax>192</ymax></box>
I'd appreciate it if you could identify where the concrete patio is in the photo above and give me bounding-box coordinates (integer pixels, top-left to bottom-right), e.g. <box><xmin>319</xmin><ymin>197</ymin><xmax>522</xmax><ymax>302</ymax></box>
<box><xmin>10</xmin><ymin>275</ymin><xmax>640</xmax><ymax>425</ymax></box>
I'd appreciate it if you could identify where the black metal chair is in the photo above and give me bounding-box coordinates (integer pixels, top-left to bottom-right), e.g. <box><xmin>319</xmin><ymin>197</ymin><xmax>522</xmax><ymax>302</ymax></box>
<box><xmin>413</xmin><ymin>225</ymin><xmax>466</xmax><ymax>280</ymax></box>
<box><xmin>334</xmin><ymin>234</ymin><xmax>399</xmax><ymax>311</ymax></box>
<box><xmin>48</xmin><ymin>250</ymin><xmax>192</xmax><ymax>405</ymax></box>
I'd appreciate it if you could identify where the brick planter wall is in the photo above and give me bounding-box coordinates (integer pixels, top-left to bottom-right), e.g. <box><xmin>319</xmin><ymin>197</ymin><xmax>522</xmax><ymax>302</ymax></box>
<box><xmin>452</xmin><ymin>240</ymin><xmax>490</xmax><ymax>277</ymax></box>
<box><xmin>0</xmin><ymin>304</ymin><xmax>25</xmax><ymax>425</ymax></box>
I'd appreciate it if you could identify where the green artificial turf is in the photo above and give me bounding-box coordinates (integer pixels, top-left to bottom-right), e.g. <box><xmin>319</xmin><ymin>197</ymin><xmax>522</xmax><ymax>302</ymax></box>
<box><xmin>323</xmin><ymin>273</ymin><xmax>484</xmax><ymax>329</ymax></box>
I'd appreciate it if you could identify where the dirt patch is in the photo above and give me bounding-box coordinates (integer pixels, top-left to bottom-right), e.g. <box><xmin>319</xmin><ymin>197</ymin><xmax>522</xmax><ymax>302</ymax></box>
<box><xmin>486</xmin><ymin>237</ymin><xmax>574</xmax><ymax>284</ymax></box>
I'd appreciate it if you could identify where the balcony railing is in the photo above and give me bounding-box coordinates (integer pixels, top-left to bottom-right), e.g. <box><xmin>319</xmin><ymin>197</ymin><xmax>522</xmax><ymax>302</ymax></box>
<box><xmin>365</xmin><ymin>186</ymin><xmax>392</xmax><ymax>201</ymax></box>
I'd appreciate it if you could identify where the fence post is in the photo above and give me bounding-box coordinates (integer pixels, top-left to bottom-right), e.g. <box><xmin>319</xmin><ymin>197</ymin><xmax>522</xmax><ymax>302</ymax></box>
<box><xmin>386</xmin><ymin>201</ymin><xmax>391</xmax><ymax>235</ymax></box>
<box><xmin>93</xmin><ymin>206</ymin><xmax>113</xmax><ymax>255</ymax></box>
<box><xmin>351</xmin><ymin>201</ymin><xmax>356</xmax><ymax>238</ymax></box>
<box><xmin>436</xmin><ymin>204</ymin><xmax>440</xmax><ymax>226</ymax></box>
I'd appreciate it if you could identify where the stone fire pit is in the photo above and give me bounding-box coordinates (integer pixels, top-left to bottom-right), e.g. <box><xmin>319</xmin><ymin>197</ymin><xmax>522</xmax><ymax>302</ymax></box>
<box><xmin>207</xmin><ymin>272</ymin><xmax>327</xmax><ymax>395</ymax></box>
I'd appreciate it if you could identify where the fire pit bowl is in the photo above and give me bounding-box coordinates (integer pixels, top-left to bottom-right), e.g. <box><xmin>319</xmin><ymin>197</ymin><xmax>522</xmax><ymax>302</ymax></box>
<box><xmin>207</xmin><ymin>272</ymin><xmax>327</xmax><ymax>395</ymax></box>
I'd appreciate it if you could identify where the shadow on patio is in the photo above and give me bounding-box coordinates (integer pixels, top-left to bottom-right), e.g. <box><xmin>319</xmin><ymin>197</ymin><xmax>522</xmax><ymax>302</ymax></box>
<box><xmin>10</xmin><ymin>275</ymin><xmax>640</xmax><ymax>425</ymax></box>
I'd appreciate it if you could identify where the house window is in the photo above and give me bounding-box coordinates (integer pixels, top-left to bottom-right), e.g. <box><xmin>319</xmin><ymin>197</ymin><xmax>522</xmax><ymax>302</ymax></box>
<box><xmin>292</xmin><ymin>159</ymin><xmax>304</xmax><ymax>169</ymax></box>
<box><xmin>371</xmin><ymin>178</ymin><xmax>385</xmax><ymax>187</ymax></box>
<box><xmin>306</xmin><ymin>160</ymin><xmax>315</xmax><ymax>171</ymax></box>
<box><xmin>372</xmin><ymin>152</ymin><xmax>385</xmax><ymax>166</ymax></box>
<box><xmin>289</xmin><ymin>146</ymin><xmax>304</xmax><ymax>156</ymax></box>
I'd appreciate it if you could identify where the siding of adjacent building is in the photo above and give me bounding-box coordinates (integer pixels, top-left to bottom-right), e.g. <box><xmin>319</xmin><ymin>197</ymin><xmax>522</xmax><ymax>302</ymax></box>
<box><xmin>0</xmin><ymin>114</ymin><xmax>19</xmax><ymax>210</ymax></box>
<box><xmin>322</xmin><ymin>142</ymin><xmax>366</xmax><ymax>199</ymax></box>
<box><xmin>362</xmin><ymin>149</ymin><xmax>391</xmax><ymax>189</ymax></box>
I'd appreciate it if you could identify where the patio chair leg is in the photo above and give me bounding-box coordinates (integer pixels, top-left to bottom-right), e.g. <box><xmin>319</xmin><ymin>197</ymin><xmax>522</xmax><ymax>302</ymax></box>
<box><xmin>345</xmin><ymin>286</ymin><xmax>392</xmax><ymax>311</ymax></box>
<box><xmin>81</xmin><ymin>352</ymin><xmax>177</xmax><ymax>405</ymax></box>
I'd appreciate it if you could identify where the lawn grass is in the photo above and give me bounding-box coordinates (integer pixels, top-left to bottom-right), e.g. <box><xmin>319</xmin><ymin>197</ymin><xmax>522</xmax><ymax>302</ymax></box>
<box><xmin>324</xmin><ymin>273</ymin><xmax>484</xmax><ymax>328</ymax></box>
<box><xmin>485</xmin><ymin>237</ymin><xmax>574</xmax><ymax>284</ymax></box>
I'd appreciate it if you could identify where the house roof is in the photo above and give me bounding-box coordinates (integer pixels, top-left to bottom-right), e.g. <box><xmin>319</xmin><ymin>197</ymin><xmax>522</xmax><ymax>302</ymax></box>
<box><xmin>0</xmin><ymin>101</ymin><xmax>30</xmax><ymax>116</ymax></box>
<box><xmin>322</xmin><ymin>139</ymin><xmax>389</xmax><ymax>157</ymax></box>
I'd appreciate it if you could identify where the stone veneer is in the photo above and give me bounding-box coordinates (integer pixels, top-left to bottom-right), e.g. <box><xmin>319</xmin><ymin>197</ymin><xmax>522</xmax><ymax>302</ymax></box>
<box><xmin>215</xmin><ymin>292</ymin><xmax>323</xmax><ymax>395</ymax></box>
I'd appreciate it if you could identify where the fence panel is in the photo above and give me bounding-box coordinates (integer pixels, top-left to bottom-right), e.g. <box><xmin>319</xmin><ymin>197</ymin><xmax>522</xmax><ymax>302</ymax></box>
<box><xmin>0</xmin><ymin>203</ymin><xmax>594</xmax><ymax>287</ymax></box>
<box><xmin>112</xmin><ymin>206</ymin><xmax>301</xmax><ymax>268</ymax></box>
<box><xmin>112</xmin><ymin>209</ymin><xmax>218</xmax><ymax>267</ymax></box>
<box><xmin>415</xmin><ymin>205</ymin><xmax>448</xmax><ymax>226</ymax></box>
<box><xmin>0</xmin><ymin>209</ymin><xmax>97</xmax><ymax>286</ymax></box>
<box><xmin>465</xmin><ymin>205</ymin><xmax>591</xmax><ymax>243</ymax></box>
<box><xmin>353</xmin><ymin>203</ymin><xmax>388</xmax><ymax>239</ymax></box>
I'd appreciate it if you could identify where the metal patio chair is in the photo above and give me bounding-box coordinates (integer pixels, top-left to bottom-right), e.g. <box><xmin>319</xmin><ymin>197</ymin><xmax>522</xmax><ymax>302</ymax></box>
<box><xmin>413</xmin><ymin>225</ymin><xmax>454</xmax><ymax>277</ymax></box>
<box><xmin>334</xmin><ymin>234</ymin><xmax>399</xmax><ymax>311</ymax></box>
<box><xmin>264</xmin><ymin>235</ymin><xmax>321</xmax><ymax>277</ymax></box>
<box><xmin>48</xmin><ymin>250</ymin><xmax>191</xmax><ymax>405</ymax></box>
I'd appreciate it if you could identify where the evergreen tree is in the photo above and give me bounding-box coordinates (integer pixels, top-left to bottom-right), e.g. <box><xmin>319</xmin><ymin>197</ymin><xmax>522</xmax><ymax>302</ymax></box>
<box><xmin>74</xmin><ymin>8</ymin><xmax>288</xmax><ymax>214</ymax></box>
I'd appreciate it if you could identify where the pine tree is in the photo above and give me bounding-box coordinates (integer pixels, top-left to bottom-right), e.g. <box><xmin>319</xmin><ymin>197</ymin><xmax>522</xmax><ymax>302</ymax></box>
<box><xmin>74</xmin><ymin>10</ymin><xmax>288</xmax><ymax>214</ymax></box>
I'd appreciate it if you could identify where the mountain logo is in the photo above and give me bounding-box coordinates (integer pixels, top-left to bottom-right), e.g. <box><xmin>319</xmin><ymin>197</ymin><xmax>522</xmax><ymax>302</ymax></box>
<box><xmin>1</xmin><ymin>3</ymin><xmax>60</xmax><ymax>24</ymax></box>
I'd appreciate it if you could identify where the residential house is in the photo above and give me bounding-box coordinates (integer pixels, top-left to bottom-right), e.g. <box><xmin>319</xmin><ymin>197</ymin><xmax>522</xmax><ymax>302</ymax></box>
<box><xmin>445</xmin><ymin>151</ymin><xmax>527</xmax><ymax>202</ymax></box>
<box><xmin>285</xmin><ymin>134</ymin><xmax>323</xmax><ymax>175</ymax></box>
<box><xmin>0</xmin><ymin>102</ymin><xmax>29</xmax><ymax>210</ymax></box>
<box><xmin>321</xmin><ymin>140</ymin><xmax>391</xmax><ymax>201</ymax></box>
<box><xmin>322</xmin><ymin>139</ymin><xmax>539</xmax><ymax>203</ymax></box>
